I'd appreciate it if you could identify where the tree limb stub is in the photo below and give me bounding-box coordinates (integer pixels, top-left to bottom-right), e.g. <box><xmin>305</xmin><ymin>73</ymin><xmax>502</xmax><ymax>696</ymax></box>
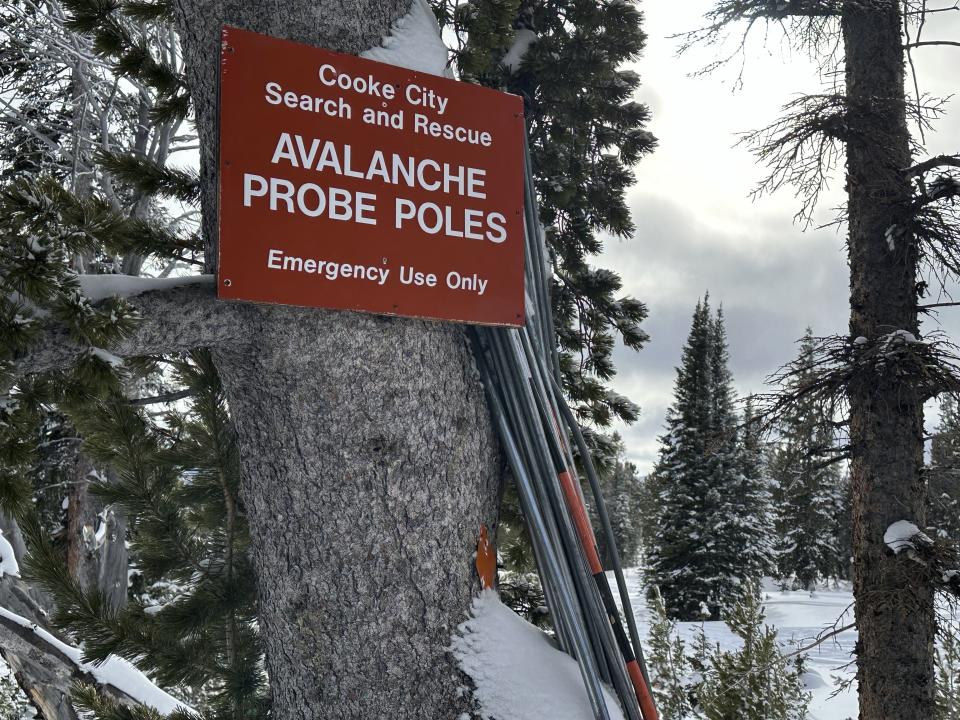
<box><xmin>11</xmin><ymin>284</ymin><xmax>254</xmax><ymax>377</ymax></box>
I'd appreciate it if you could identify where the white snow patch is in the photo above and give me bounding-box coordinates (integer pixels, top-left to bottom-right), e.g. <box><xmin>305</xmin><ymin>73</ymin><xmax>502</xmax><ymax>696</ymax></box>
<box><xmin>78</xmin><ymin>274</ymin><xmax>214</xmax><ymax>302</ymax></box>
<box><xmin>884</xmin><ymin>520</ymin><xmax>931</xmax><ymax>554</ymax></box>
<box><xmin>853</xmin><ymin>336</ymin><xmax>868</xmax><ymax>346</ymax></box>
<box><xmin>90</xmin><ymin>348</ymin><xmax>124</xmax><ymax>368</ymax></box>
<box><xmin>451</xmin><ymin>590</ymin><xmax>625</xmax><ymax>720</ymax></box>
<box><xmin>503</xmin><ymin>28</ymin><xmax>537</xmax><ymax>72</ymax></box>
<box><xmin>0</xmin><ymin>531</ymin><xmax>20</xmax><ymax>578</ymax></box>
<box><xmin>881</xmin><ymin>329</ymin><xmax>921</xmax><ymax>346</ymax></box>
<box><xmin>361</xmin><ymin>0</ymin><xmax>450</xmax><ymax>77</ymax></box>
<box><xmin>884</xmin><ymin>226</ymin><xmax>897</xmax><ymax>251</ymax></box>
<box><xmin>612</xmin><ymin>570</ymin><xmax>859</xmax><ymax>720</ymax></box>
<box><xmin>0</xmin><ymin>606</ymin><xmax>191</xmax><ymax>715</ymax></box>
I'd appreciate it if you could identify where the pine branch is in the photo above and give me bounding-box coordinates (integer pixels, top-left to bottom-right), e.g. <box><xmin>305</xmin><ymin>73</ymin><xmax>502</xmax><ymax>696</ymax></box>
<box><xmin>96</xmin><ymin>151</ymin><xmax>200</xmax><ymax>205</ymax></box>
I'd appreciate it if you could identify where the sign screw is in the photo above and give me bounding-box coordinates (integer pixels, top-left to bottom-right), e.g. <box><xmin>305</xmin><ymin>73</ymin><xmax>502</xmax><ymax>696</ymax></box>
<box><xmin>223</xmin><ymin>279</ymin><xmax>232</xmax><ymax>287</ymax></box>
<box><xmin>382</xmin><ymin>257</ymin><xmax>388</xmax><ymax>264</ymax></box>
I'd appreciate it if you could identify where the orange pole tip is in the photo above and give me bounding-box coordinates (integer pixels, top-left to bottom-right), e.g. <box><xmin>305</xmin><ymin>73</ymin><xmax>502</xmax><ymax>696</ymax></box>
<box><xmin>475</xmin><ymin>524</ymin><xmax>496</xmax><ymax>590</ymax></box>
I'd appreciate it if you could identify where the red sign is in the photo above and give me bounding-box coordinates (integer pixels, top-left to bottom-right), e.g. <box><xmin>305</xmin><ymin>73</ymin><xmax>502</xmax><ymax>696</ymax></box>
<box><xmin>217</xmin><ymin>26</ymin><xmax>526</xmax><ymax>326</ymax></box>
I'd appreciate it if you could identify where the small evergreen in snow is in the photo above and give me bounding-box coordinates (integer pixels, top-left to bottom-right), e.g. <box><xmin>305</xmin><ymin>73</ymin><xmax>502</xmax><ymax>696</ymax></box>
<box><xmin>645</xmin><ymin>589</ymin><xmax>695</xmax><ymax>720</ymax></box>
<box><xmin>694</xmin><ymin>584</ymin><xmax>809</xmax><ymax>720</ymax></box>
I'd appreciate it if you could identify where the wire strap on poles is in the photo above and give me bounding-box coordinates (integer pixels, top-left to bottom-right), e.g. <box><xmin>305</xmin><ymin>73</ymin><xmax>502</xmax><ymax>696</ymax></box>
<box><xmin>469</xmin><ymin>137</ymin><xmax>659</xmax><ymax>720</ymax></box>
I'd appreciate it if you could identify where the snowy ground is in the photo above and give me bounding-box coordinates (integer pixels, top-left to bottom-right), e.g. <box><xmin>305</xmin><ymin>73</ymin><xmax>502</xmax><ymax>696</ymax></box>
<box><xmin>455</xmin><ymin>571</ymin><xmax>859</xmax><ymax>720</ymax></box>
<box><xmin>618</xmin><ymin>568</ymin><xmax>859</xmax><ymax>720</ymax></box>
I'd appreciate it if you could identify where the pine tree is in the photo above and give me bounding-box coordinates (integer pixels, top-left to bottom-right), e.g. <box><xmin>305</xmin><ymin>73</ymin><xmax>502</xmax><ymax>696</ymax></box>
<box><xmin>694</xmin><ymin>583</ymin><xmax>810</xmax><ymax>720</ymax></box>
<box><xmin>645</xmin><ymin>589</ymin><xmax>695</xmax><ymax>720</ymax></box>
<box><xmin>704</xmin><ymin>321</ymin><xmax>774</xmax><ymax>602</ymax></box>
<box><xmin>936</xmin><ymin>612</ymin><xmax>960</xmax><ymax>720</ymax></box>
<box><xmin>928</xmin><ymin>395</ymin><xmax>960</xmax><ymax>543</ymax></box>
<box><xmin>682</xmin><ymin>3</ymin><xmax>949</xmax><ymax>714</ymax></box>
<box><xmin>430</xmin><ymin>0</ymin><xmax>656</xmax><ymax>427</ymax></box>
<box><xmin>729</xmin><ymin>396</ymin><xmax>776</xmax><ymax>582</ymax></box>
<box><xmin>587</xmin><ymin>433</ymin><xmax>645</xmax><ymax>566</ymax></box>
<box><xmin>1</xmin><ymin>1</ymin><xmax>656</xmax><ymax>717</ymax></box>
<box><xmin>20</xmin><ymin>352</ymin><xmax>269</xmax><ymax>720</ymax></box>
<box><xmin>769</xmin><ymin>330</ymin><xmax>845</xmax><ymax>589</ymax></box>
<box><xmin>648</xmin><ymin>297</ymin><xmax>716</xmax><ymax>620</ymax></box>
<box><xmin>648</xmin><ymin>297</ymin><xmax>771</xmax><ymax>620</ymax></box>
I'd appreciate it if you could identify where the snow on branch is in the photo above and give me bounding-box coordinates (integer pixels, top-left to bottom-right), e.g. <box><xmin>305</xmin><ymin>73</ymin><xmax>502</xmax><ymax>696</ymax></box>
<box><xmin>880</xmin><ymin>521</ymin><xmax>960</xmax><ymax>597</ymax></box>
<box><xmin>884</xmin><ymin>520</ymin><xmax>932</xmax><ymax>555</ymax></box>
<box><xmin>0</xmin><ymin>599</ymin><xmax>192</xmax><ymax>715</ymax></box>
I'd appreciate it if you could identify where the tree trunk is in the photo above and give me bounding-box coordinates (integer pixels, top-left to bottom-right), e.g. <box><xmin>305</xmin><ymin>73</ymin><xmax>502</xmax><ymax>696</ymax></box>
<box><xmin>843</xmin><ymin>4</ymin><xmax>934</xmax><ymax>718</ymax></box>
<box><xmin>170</xmin><ymin>2</ymin><xmax>502</xmax><ymax>718</ymax></box>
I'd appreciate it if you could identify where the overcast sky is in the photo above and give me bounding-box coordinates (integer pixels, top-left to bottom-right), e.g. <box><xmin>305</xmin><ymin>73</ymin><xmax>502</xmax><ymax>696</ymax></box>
<box><xmin>603</xmin><ymin>2</ymin><xmax>960</xmax><ymax>474</ymax></box>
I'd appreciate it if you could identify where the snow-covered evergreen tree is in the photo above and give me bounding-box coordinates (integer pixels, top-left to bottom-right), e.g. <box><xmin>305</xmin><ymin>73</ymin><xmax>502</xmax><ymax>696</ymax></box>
<box><xmin>769</xmin><ymin>330</ymin><xmax>846</xmax><ymax>589</ymax></box>
<box><xmin>648</xmin><ymin>297</ymin><xmax>771</xmax><ymax>620</ymax></box>
<box><xmin>647</xmin><ymin>297</ymin><xmax>716</xmax><ymax>620</ymax></box>
<box><xmin>928</xmin><ymin>395</ymin><xmax>960</xmax><ymax>543</ymax></box>
<box><xmin>704</xmin><ymin>324</ymin><xmax>775</xmax><ymax>602</ymax></box>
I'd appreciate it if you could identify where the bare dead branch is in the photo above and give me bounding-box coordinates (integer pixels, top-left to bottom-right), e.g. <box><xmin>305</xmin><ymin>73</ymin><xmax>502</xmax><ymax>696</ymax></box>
<box><xmin>783</xmin><ymin>622</ymin><xmax>857</xmax><ymax>660</ymax></box>
<box><xmin>904</xmin><ymin>40</ymin><xmax>960</xmax><ymax>48</ymax></box>
<box><xmin>127</xmin><ymin>388</ymin><xmax>195</xmax><ymax>406</ymax></box>
<box><xmin>907</xmin><ymin>154</ymin><xmax>960</xmax><ymax>177</ymax></box>
<box><xmin>920</xmin><ymin>301</ymin><xmax>960</xmax><ymax>310</ymax></box>
<box><xmin>739</xmin><ymin>94</ymin><xmax>847</xmax><ymax>226</ymax></box>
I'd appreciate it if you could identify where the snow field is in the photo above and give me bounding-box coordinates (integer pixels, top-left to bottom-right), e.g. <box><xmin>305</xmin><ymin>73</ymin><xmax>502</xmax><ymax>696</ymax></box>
<box><xmin>615</xmin><ymin>569</ymin><xmax>858</xmax><ymax>720</ymax></box>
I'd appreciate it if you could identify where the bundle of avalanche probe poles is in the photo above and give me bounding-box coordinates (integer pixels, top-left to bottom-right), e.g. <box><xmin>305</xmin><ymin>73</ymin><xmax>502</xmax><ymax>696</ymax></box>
<box><xmin>469</xmin><ymin>139</ymin><xmax>659</xmax><ymax>720</ymax></box>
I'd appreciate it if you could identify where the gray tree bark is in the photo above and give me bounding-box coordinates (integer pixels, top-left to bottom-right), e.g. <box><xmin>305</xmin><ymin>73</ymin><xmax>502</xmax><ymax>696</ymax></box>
<box><xmin>168</xmin><ymin>1</ymin><xmax>503</xmax><ymax>718</ymax></box>
<box><xmin>843</xmin><ymin>3</ymin><xmax>934</xmax><ymax>719</ymax></box>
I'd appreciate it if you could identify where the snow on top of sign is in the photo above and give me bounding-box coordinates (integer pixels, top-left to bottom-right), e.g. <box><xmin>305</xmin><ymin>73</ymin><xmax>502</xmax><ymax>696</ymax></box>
<box><xmin>78</xmin><ymin>274</ymin><xmax>214</xmax><ymax>302</ymax></box>
<box><xmin>361</xmin><ymin>0</ymin><xmax>451</xmax><ymax>77</ymax></box>
<box><xmin>451</xmin><ymin>590</ymin><xmax>625</xmax><ymax>720</ymax></box>
<box><xmin>0</xmin><ymin>604</ymin><xmax>192</xmax><ymax>715</ymax></box>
